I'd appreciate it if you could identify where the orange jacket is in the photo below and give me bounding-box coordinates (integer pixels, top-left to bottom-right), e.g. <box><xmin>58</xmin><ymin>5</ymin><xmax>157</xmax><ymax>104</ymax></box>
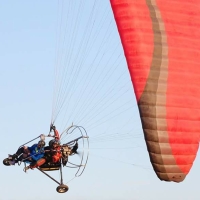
<box><xmin>52</xmin><ymin>146</ymin><xmax>62</xmax><ymax>163</ymax></box>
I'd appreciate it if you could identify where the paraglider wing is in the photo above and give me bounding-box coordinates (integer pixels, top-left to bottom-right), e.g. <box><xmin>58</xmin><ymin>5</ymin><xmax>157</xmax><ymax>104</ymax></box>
<box><xmin>110</xmin><ymin>0</ymin><xmax>200</xmax><ymax>182</ymax></box>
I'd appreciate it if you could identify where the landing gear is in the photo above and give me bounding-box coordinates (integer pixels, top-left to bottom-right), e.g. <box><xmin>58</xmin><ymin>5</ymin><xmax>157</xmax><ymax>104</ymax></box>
<box><xmin>3</xmin><ymin>158</ymin><xmax>11</xmax><ymax>166</ymax></box>
<box><xmin>56</xmin><ymin>184</ymin><xmax>69</xmax><ymax>193</ymax></box>
<box><xmin>3</xmin><ymin>157</ymin><xmax>17</xmax><ymax>166</ymax></box>
<box><xmin>37</xmin><ymin>162</ymin><xmax>69</xmax><ymax>193</ymax></box>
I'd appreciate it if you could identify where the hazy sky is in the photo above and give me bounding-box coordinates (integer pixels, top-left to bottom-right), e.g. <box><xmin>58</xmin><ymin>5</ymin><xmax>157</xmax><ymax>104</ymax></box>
<box><xmin>0</xmin><ymin>1</ymin><xmax>200</xmax><ymax>200</ymax></box>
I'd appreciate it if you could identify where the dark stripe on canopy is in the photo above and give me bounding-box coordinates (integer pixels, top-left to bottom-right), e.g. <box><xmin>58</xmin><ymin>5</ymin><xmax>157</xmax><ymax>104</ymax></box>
<box><xmin>138</xmin><ymin>0</ymin><xmax>185</xmax><ymax>182</ymax></box>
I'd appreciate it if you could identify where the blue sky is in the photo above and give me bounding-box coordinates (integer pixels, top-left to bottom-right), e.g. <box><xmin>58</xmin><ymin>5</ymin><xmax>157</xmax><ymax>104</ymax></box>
<box><xmin>0</xmin><ymin>1</ymin><xmax>200</xmax><ymax>200</ymax></box>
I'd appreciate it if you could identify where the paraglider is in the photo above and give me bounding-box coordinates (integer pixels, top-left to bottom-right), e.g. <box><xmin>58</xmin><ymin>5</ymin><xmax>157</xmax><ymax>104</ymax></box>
<box><xmin>110</xmin><ymin>0</ymin><xmax>200</xmax><ymax>182</ymax></box>
<box><xmin>3</xmin><ymin>124</ymin><xmax>89</xmax><ymax>193</ymax></box>
<box><xmin>3</xmin><ymin>1</ymin><xmax>200</xmax><ymax>197</ymax></box>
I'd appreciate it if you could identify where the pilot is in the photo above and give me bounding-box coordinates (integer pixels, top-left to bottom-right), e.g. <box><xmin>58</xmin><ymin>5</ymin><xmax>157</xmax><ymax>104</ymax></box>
<box><xmin>24</xmin><ymin>140</ymin><xmax>78</xmax><ymax>171</ymax></box>
<box><xmin>9</xmin><ymin>140</ymin><xmax>46</xmax><ymax>165</ymax></box>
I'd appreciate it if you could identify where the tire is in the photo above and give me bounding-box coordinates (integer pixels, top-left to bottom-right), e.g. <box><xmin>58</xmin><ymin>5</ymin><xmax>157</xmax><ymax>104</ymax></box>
<box><xmin>3</xmin><ymin>158</ymin><xmax>11</xmax><ymax>166</ymax></box>
<box><xmin>56</xmin><ymin>184</ymin><xmax>69</xmax><ymax>193</ymax></box>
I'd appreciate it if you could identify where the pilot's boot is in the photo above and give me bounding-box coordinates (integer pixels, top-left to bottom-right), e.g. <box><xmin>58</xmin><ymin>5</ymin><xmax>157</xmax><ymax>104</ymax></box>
<box><xmin>8</xmin><ymin>154</ymin><xmax>18</xmax><ymax>165</ymax></box>
<box><xmin>8</xmin><ymin>154</ymin><xmax>18</xmax><ymax>161</ymax></box>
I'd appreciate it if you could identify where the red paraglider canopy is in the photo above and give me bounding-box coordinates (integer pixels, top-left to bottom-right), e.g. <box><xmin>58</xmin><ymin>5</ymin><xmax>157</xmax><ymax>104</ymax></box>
<box><xmin>110</xmin><ymin>0</ymin><xmax>200</xmax><ymax>182</ymax></box>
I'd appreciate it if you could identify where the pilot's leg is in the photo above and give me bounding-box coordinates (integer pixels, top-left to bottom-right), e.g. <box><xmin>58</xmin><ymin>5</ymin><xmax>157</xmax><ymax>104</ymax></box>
<box><xmin>9</xmin><ymin>147</ymin><xmax>25</xmax><ymax>161</ymax></box>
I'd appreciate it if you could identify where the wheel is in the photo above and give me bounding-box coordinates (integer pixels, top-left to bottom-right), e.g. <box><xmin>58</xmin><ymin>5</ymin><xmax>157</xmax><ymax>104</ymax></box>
<box><xmin>3</xmin><ymin>158</ymin><xmax>11</xmax><ymax>166</ymax></box>
<box><xmin>56</xmin><ymin>184</ymin><xmax>69</xmax><ymax>193</ymax></box>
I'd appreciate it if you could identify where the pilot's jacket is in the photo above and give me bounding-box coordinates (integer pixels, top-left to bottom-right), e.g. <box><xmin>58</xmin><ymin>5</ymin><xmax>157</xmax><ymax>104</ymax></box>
<box><xmin>28</xmin><ymin>144</ymin><xmax>44</xmax><ymax>161</ymax></box>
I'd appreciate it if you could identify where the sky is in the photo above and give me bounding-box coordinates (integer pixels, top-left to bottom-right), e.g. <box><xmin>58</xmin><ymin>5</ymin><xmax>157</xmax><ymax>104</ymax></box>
<box><xmin>0</xmin><ymin>1</ymin><xmax>200</xmax><ymax>200</ymax></box>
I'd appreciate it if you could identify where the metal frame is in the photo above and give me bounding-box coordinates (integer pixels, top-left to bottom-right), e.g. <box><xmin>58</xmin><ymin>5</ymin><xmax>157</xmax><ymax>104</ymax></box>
<box><xmin>5</xmin><ymin>124</ymin><xmax>89</xmax><ymax>193</ymax></box>
<box><xmin>33</xmin><ymin>135</ymin><xmax>88</xmax><ymax>186</ymax></box>
<box><xmin>61</xmin><ymin>125</ymin><xmax>89</xmax><ymax>177</ymax></box>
